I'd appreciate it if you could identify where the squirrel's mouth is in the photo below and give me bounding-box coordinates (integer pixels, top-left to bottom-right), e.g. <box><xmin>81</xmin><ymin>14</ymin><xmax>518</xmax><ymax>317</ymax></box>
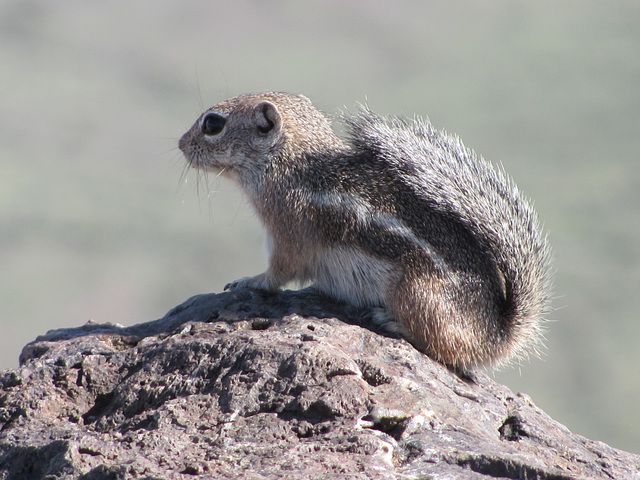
<box><xmin>186</xmin><ymin>157</ymin><xmax>224</xmax><ymax>173</ymax></box>
<box><xmin>179</xmin><ymin>142</ymin><xmax>216</xmax><ymax>173</ymax></box>
<box><xmin>182</xmin><ymin>151</ymin><xmax>233</xmax><ymax>177</ymax></box>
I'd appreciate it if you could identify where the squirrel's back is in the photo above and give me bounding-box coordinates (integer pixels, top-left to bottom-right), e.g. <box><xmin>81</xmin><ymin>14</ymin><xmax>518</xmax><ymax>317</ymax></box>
<box><xmin>179</xmin><ymin>92</ymin><xmax>553</xmax><ymax>370</ymax></box>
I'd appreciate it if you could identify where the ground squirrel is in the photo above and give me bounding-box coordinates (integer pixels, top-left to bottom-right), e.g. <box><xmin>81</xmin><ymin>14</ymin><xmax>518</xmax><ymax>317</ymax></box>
<box><xmin>178</xmin><ymin>92</ymin><xmax>553</xmax><ymax>370</ymax></box>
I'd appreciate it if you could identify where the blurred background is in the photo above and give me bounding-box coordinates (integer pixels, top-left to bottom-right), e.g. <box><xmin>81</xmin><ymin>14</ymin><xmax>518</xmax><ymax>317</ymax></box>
<box><xmin>1</xmin><ymin>0</ymin><xmax>639</xmax><ymax>454</ymax></box>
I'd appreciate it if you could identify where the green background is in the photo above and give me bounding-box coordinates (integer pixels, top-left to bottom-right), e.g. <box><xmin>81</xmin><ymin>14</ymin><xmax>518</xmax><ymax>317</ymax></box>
<box><xmin>2</xmin><ymin>1</ymin><xmax>639</xmax><ymax>454</ymax></box>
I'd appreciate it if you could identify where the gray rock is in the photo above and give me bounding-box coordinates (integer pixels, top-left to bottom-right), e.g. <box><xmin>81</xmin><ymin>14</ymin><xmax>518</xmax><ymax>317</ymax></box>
<box><xmin>1</xmin><ymin>289</ymin><xmax>638</xmax><ymax>479</ymax></box>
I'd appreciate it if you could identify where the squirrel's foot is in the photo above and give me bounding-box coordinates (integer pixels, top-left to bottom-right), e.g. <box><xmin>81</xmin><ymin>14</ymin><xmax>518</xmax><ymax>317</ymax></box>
<box><xmin>224</xmin><ymin>273</ymin><xmax>279</xmax><ymax>292</ymax></box>
<box><xmin>370</xmin><ymin>307</ymin><xmax>403</xmax><ymax>335</ymax></box>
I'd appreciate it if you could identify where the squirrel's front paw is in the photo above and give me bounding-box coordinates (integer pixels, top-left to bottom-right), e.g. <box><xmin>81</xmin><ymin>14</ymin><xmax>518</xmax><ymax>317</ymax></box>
<box><xmin>224</xmin><ymin>277</ymin><xmax>256</xmax><ymax>291</ymax></box>
<box><xmin>224</xmin><ymin>273</ymin><xmax>276</xmax><ymax>292</ymax></box>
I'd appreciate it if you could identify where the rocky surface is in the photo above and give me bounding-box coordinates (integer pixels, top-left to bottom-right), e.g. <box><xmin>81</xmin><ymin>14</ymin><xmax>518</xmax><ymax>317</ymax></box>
<box><xmin>1</xmin><ymin>289</ymin><xmax>639</xmax><ymax>479</ymax></box>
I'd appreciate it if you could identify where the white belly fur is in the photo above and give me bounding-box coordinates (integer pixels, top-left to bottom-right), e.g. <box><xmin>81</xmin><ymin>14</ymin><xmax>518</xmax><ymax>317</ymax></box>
<box><xmin>311</xmin><ymin>246</ymin><xmax>397</xmax><ymax>308</ymax></box>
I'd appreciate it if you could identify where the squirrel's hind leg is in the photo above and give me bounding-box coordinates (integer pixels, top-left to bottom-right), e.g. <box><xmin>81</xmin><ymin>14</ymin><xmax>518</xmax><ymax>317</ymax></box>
<box><xmin>387</xmin><ymin>272</ymin><xmax>492</xmax><ymax>370</ymax></box>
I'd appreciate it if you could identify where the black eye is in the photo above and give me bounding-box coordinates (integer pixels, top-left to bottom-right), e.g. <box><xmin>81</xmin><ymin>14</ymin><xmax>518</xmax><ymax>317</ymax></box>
<box><xmin>202</xmin><ymin>113</ymin><xmax>226</xmax><ymax>136</ymax></box>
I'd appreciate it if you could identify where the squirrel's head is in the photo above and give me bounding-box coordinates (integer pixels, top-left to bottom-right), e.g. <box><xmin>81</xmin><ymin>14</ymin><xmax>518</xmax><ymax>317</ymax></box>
<box><xmin>179</xmin><ymin>92</ymin><xmax>343</xmax><ymax>186</ymax></box>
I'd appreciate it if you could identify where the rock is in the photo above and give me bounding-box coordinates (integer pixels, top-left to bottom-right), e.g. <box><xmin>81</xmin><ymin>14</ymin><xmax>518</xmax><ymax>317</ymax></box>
<box><xmin>1</xmin><ymin>289</ymin><xmax>639</xmax><ymax>479</ymax></box>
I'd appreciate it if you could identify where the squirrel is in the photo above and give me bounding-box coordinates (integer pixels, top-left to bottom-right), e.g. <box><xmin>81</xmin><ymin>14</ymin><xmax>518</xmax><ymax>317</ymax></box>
<box><xmin>178</xmin><ymin>92</ymin><xmax>553</xmax><ymax>370</ymax></box>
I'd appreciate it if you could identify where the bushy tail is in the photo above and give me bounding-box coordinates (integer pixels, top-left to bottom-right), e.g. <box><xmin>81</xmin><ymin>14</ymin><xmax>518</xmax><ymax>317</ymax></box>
<box><xmin>345</xmin><ymin>109</ymin><xmax>553</xmax><ymax>365</ymax></box>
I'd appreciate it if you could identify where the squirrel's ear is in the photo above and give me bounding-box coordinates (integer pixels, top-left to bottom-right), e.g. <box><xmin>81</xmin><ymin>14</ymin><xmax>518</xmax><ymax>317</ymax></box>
<box><xmin>253</xmin><ymin>101</ymin><xmax>281</xmax><ymax>134</ymax></box>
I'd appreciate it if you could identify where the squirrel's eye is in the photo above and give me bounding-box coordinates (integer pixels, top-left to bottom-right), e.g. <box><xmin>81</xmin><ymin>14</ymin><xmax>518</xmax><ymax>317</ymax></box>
<box><xmin>202</xmin><ymin>113</ymin><xmax>226</xmax><ymax>136</ymax></box>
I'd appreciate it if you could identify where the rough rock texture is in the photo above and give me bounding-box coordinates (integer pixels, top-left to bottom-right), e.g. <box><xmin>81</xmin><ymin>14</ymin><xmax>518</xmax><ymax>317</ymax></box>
<box><xmin>1</xmin><ymin>290</ymin><xmax>639</xmax><ymax>479</ymax></box>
